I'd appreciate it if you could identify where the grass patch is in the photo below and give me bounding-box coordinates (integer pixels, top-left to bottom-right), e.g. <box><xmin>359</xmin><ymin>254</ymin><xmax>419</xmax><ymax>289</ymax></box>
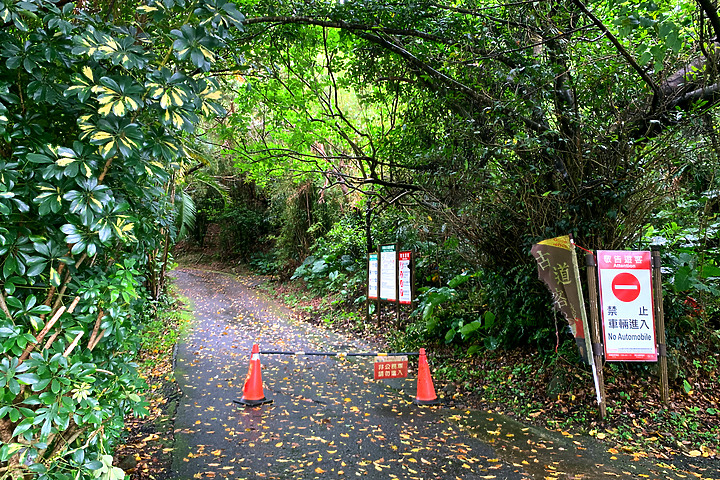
<box><xmin>138</xmin><ymin>284</ymin><xmax>192</xmax><ymax>386</ymax></box>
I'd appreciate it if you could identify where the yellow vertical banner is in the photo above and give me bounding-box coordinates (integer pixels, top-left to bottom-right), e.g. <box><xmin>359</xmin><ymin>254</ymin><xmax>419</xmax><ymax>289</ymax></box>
<box><xmin>531</xmin><ymin>235</ymin><xmax>593</xmax><ymax>365</ymax></box>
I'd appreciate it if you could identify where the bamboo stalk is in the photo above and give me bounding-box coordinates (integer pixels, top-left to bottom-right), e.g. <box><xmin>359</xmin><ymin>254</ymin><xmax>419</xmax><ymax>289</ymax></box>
<box><xmin>41</xmin><ymin>263</ymin><xmax>66</xmax><ymax>310</ymax></box>
<box><xmin>88</xmin><ymin>330</ymin><xmax>105</xmax><ymax>351</ymax></box>
<box><xmin>67</xmin><ymin>296</ymin><xmax>81</xmax><ymax>313</ymax></box>
<box><xmin>50</xmin><ymin>273</ymin><xmax>72</xmax><ymax>314</ymax></box>
<box><xmin>43</xmin><ymin>330</ymin><xmax>62</xmax><ymax>351</ymax></box>
<box><xmin>97</xmin><ymin>157</ymin><xmax>114</xmax><ymax>183</ymax></box>
<box><xmin>50</xmin><ymin>254</ymin><xmax>88</xmax><ymax>313</ymax></box>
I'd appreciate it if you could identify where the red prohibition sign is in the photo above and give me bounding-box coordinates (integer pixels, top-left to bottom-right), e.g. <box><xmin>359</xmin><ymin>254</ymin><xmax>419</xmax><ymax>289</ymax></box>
<box><xmin>611</xmin><ymin>272</ymin><xmax>641</xmax><ymax>302</ymax></box>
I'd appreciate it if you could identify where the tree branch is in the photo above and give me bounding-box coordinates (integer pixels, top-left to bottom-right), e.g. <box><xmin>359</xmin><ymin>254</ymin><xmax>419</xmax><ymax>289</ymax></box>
<box><xmin>244</xmin><ymin>16</ymin><xmax>469</xmax><ymax>48</ymax></box>
<box><xmin>0</xmin><ymin>291</ymin><xmax>11</xmax><ymax>320</ymax></box>
<box><xmin>18</xmin><ymin>306</ymin><xmax>67</xmax><ymax>364</ymax></box>
<box><xmin>698</xmin><ymin>0</ymin><xmax>720</xmax><ymax>41</ymax></box>
<box><xmin>572</xmin><ymin>0</ymin><xmax>661</xmax><ymax>111</ymax></box>
<box><xmin>354</xmin><ymin>30</ymin><xmax>494</xmax><ymax>108</ymax></box>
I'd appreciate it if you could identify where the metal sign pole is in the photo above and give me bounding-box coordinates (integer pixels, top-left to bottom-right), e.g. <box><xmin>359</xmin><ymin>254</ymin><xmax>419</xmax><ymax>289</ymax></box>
<box><xmin>411</xmin><ymin>251</ymin><xmax>416</xmax><ymax>311</ymax></box>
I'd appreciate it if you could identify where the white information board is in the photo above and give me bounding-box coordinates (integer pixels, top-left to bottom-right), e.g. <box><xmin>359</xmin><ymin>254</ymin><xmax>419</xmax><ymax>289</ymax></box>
<box><xmin>380</xmin><ymin>245</ymin><xmax>396</xmax><ymax>301</ymax></box>
<box><xmin>368</xmin><ymin>253</ymin><xmax>378</xmax><ymax>300</ymax></box>
<box><xmin>597</xmin><ymin>250</ymin><xmax>657</xmax><ymax>362</ymax></box>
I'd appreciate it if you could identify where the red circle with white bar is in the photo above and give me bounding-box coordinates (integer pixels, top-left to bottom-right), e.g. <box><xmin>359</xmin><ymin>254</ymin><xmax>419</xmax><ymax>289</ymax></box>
<box><xmin>611</xmin><ymin>272</ymin><xmax>641</xmax><ymax>302</ymax></box>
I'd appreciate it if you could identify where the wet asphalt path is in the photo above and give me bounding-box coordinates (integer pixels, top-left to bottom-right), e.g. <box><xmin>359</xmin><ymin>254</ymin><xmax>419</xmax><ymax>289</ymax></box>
<box><xmin>169</xmin><ymin>268</ymin><xmax>717</xmax><ymax>480</ymax></box>
<box><xmin>170</xmin><ymin>268</ymin><xmax>529</xmax><ymax>480</ymax></box>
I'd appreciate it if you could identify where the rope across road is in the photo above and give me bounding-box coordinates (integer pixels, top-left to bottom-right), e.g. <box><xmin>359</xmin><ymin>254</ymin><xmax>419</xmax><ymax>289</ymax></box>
<box><xmin>240</xmin><ymin>345</ymin><xmax>439</xmax><ymax>406</ymax></box>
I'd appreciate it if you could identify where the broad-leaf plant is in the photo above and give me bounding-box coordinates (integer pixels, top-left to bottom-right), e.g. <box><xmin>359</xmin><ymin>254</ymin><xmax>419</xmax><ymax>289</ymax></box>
<box><xmin>0</xmin><ymin>0</ymin><xmax>242</xmax><ymax>478</ymax></box>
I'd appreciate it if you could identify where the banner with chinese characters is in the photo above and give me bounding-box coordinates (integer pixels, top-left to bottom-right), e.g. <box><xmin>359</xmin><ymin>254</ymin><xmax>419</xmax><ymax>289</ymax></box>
<box><xmin>597</xmin><ymin>250</ymin><xmax>657</xmax><ymax>362</ymax></box>
<box><xmin>531</xmin><ymin>235</ymin><xmax>592</xmax><ymax>364</ymax></box>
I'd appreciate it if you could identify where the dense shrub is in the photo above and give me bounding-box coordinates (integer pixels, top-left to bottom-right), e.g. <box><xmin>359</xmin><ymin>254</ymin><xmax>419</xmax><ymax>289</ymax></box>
<box><xmin>292</xmin><ymin>215</ymin><xmax>367</xmax><ymax>299</ymax></box>
<box><xmin>0</xmin><ymin>1</ymin><xmax>242</xmax><ymax>477</ymax></box>
<box><xmin>215</xmin><ymin>206</ymin><xmax>269</xmax><ymax>260</ymax></box>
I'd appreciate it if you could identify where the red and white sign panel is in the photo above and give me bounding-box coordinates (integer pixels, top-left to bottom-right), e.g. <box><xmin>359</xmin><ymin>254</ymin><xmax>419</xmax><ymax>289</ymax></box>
<box><xmin>399</xmin><ymin>251</ymin><xmax>412</xmax><ymax>305</ymax></box>
<box><xmin>597</xmin><ymin>250</ymin><xmax>657</xmax><ymax>362</ymax></box>
<box><xmin>373</xmin><ymin>356</ymin><xmax>408</xmax><ymax>380</ymax></box>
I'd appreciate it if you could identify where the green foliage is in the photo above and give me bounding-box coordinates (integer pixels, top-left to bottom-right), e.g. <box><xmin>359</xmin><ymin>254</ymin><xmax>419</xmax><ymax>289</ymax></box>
<box><xmin>176</xmin><ymin>191</ymin><xmax>197</xmax><ymax>242</ymax></box>
<box><xmin>478</xmin><ymin>264</ymin><xmax>565</xmax><ymax>351</ymax></box>
<box><xmin>271</xmin><ymin>180</ymin><xmax>340</xmax><ymax>268</ymax></box>
<box><xmin>249</xmin><ymin>251</ymin><xmax>281</xmax><ymax>275</ymax></box>
<box><xmin>215</xmin><ymin>206</ymin><xmax>269</xmax><ymax>260</ymax></box>
<box><xmin>137</xmin><ymin>291</ymin><xmax>190</xmax><ymax>374</ymax></box>
<box><xmin>410</xmin><ymin>272</ymin><xmax>499</xmax><ymax>351</ymax></box>
<box><xmin>0</xmin><ymin>0</ymin><xmax>242</xmax><ymax>477</ymax></box>
<box><xmin>639</xmin><ymin>172</ymin><xmax>720</xmax><ymax>340</ymax></box>
<box><xmin>185</xmin><ymin>181</ymin><xmax>226</xmax><ymax>246</ymax></box>
<box><xmin>291</xmin><ymin>215</ymin><xmax>366</xmax><ymax>296</ymax></box>
<box><xmin>608</xmin><ymin>0</ymin><xmax>692</xmax><ymax>72</ymax></box>
<box><xmin>223</xmin><ymin>0</ymin><xmax>720</xmax><ymax>352</ymax></box>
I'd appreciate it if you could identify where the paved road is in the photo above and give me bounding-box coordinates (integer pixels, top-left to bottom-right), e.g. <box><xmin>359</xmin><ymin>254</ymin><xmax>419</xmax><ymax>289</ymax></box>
<box><xmin>171</xmin><ymin>268</ymin><xmax>529</xmax><ymax>479</ymax></box>
<box><xmin>170</xmin><ymin>268</ymin><xmax>716</xmax><ymax>480</ymax></box>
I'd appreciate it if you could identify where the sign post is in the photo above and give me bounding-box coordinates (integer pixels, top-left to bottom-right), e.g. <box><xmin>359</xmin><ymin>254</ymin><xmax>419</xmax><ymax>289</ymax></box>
<box><xmin>651</xmin><ymin>246</ymin><xmax>670</xmax><ymax>405</ymax></box>
<box><xmin>376</xmin><ymin>246</ymin><xmax>381</xmax><ymax>325</ymax></box>
<box><xmin>367</xmin><ymin>245</ymin><xmax>414</xmax><ymax>326</ymax></box>
<box><xmin>597</xmin><ymin>250</ymin><xmax>657</xmax><ymax>362</ymax></box>
<box><xmin>585</xmin><ymin>253</ymin><xmax>607</xmax><ymax>420</ymax></box>
<box><xmin>395</xmin><ymin>245</ymin><xmax>400</xmax><ymax>324</ymax></box>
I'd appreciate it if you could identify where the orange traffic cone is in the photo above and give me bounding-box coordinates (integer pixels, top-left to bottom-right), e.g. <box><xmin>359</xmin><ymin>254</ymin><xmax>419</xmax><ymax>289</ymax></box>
<box><xmin>414</xmin><ymin>348</ymin><xmax>439</xmax><ymax>405</ymax></box>
<box><xmin>237</xmin><ymin>344</ymin><xmax>272</xmax><ymax>406</ymax></box>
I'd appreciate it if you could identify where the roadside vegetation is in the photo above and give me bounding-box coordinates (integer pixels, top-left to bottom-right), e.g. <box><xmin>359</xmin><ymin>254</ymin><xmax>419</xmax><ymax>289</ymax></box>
<box><xmin>0</xmin><ymin>1</ymin><xmax>243</xmax><ymax>478</ymax></box>
<box><xmin>112</xmin><ymin>285</ymin><xmax>190</xmax><ymax>480</ymax></box>
<box><xmin>178</xmin><ymin>206</ymin><xmax>720</xmax><ymax>464</ymax></box>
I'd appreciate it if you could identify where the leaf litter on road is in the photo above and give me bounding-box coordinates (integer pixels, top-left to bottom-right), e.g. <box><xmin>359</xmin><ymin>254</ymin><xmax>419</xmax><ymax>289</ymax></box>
<box><xmin>121</xmin><ymin>268</ymin><xmax>720</xmax><ymax>480</ymax></box>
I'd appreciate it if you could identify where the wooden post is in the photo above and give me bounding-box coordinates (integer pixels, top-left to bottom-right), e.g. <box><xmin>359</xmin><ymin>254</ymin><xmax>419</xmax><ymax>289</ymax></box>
<box><xmin>585</xmin><ymin>253</ymin><xmax>607</xmax><ymax>420</ymax></box>
<box><xmin>651</xmin><ymin>246</ymin><xmax>670</xmax><ymax>405</ymax></box>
